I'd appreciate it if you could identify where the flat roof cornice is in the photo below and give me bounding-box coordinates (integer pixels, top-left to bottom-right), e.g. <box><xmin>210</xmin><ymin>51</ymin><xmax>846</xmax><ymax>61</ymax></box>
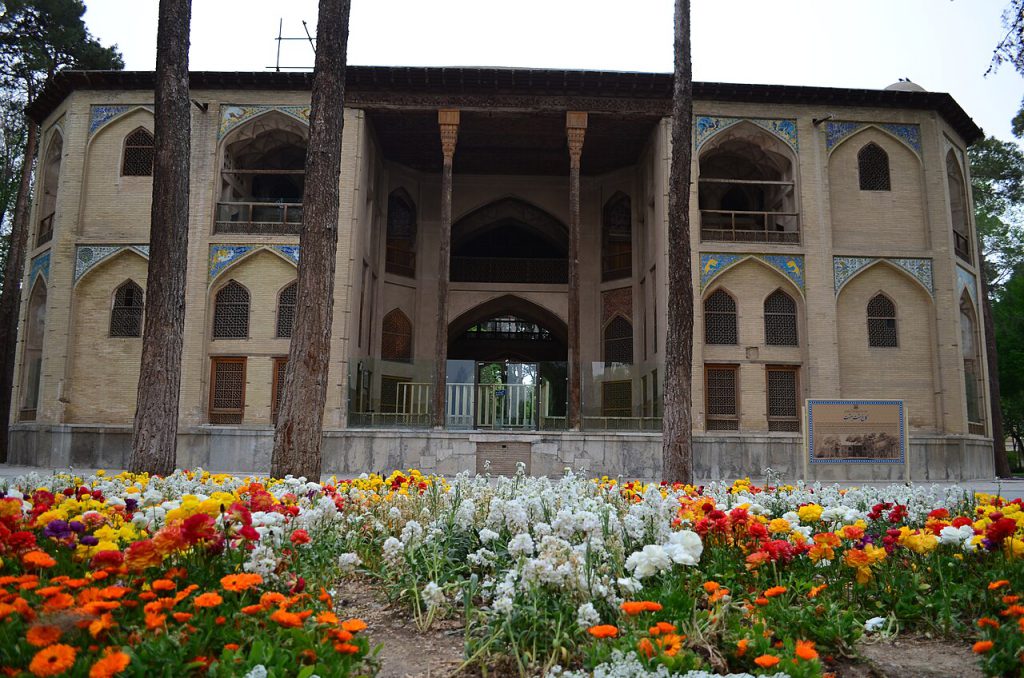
<box><xmin>26</xmin><ymin>66</ymin><xmax>982</xmax><ymax>144</ymax></box>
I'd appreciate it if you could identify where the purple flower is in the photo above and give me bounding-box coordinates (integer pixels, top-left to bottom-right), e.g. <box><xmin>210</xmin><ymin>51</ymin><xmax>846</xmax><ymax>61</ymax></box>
<box><xmin>68</xmin><ymin>521</ymin><xmax>85</xmax><ymax>533</ymax></box>
<box><xmin>42</xmin><ymin>520</ymin><xmax>71</xmax><ymax>539</ymax></box>
<box><xmin>125</xmin><ymin>498</ymin><xmax>138</xmax><ymax>512</ymax></box>
<box><xmin>79</xmin><ymin>535</ymin><xmax>99</xmax><ymax>546</ymax></box>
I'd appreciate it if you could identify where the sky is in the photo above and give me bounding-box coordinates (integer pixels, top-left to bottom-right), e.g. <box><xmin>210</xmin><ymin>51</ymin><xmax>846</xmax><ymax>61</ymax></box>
<box><xmin>81</xmin><ymin>0</ymin><xmax>1023</xmax><ymax>142</ymax></box>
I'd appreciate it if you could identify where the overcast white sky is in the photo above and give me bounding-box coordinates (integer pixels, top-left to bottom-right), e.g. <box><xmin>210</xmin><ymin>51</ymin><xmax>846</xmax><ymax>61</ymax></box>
<box><xmin>82</xmin><ymin>0</ymin><xmax>1022</xmax><ymax>141</ymax></box>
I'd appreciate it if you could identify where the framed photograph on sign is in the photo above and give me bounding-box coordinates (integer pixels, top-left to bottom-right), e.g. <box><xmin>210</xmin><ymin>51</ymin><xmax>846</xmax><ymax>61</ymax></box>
<box><xmin>806</xmin><ymin>400</ymin><xmax>906</xmax><ymax>464</ymax></box>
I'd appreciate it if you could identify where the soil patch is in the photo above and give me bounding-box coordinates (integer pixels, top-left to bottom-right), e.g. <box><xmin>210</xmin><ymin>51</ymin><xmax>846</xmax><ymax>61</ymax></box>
<box><xmin>851</xmin><ymin>635</ymin><xmax>983</xmax><ymax>678</ymax></box>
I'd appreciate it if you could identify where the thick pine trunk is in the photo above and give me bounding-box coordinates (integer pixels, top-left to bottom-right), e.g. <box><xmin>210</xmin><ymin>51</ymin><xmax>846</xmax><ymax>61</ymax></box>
<box><xmin>662</xmin><ymin>0</ymin><xmax>695</xmax><ymax>484</ymax></box>
<box><xmin>0</xmin><ymin>119</ymin><xmax>37</xmax><ymax>463</ymax></box>
<box><xmin>128</xmin><ymin>0</ymin><xmax>192</xmax><ymax>476</ymax></box>
<box><xmin>271</xmin><ymin>0</ymin><xmax>350</xmax><ymax>480</ymax></box>
<box><xmin>981</xmin><ymin>266</ymin><xmax>1012</xmax><ymax>477</ymax></box>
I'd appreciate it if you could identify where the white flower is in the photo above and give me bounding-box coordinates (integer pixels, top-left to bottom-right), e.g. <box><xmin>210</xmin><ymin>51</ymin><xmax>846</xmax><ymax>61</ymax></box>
<box><xmin>938</xmin><ymin>524</ymin><xmax>974</xmax><ymax>545</ymax></box>
<box><xmin>338</xmin><ymin>552</ymin><xmax>361</xmax><ymax>573</ymax></box>
<box><xmin>624</xmin><ymin>544</ymin><xmax>672</xmax><ymax>579</ymax></box>
<box><xmin>617</xmin><ymin>577</ymin><xmax>643</xmax><ymax>595</ymax></box>
<box><xmin>400</xmin><ymin>520</ymin><xmax>423</xmax><ymax>545</ymax></box>
<box><xmin>576</xmin><ymin>602</ymin><xmax>600</xmax><ymax>630</ymax></box>
<box><xmin>864</xmin><ymin>616</ymin><xmax>886</xmax><ymax>632</ymax></box>
<box><xmin>662</xmin><ymin>530</ymin><xmax>703</xmax><ymax>566</ymax></box>
<box><xmin>243</xmin><ymin>665</ymin><xmax>268</xmax><ymax>678</ymax></box>
<box><xmin>382</xmin><ymin>536</ymin><xmax>404</xmax><ymax>563</ymax></box>
<box><xmin>508</xmin><ymin>532</ymin><xmax>535</xmax><ymax>557</ymax></box>
<box><xmin>422</xmin><ymin>581</ymin><xmax>446</xmax><ymax>610</ymax></box>
<box><xmin>479</xmin><ymin>528</ymin><xmax>499</xmax><ymax>543</ymax></box>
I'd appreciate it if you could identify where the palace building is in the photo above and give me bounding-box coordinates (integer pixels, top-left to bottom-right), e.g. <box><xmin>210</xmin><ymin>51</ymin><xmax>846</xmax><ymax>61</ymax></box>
<box><xmin>8</xmin><ymin>67</ymin><xmax>993</xmax><ymax>480</ymax></box>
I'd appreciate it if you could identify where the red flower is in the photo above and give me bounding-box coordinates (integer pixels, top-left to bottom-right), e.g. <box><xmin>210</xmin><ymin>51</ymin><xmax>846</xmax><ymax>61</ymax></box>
<box><xmin>986</xmin><ymin>518</ymin><xmax>1017</xmax><ymax>546</ymax></box>
<box><xmin>290</xmin><ymin>530</ymin><xmax>311</xmax><ymax>545</ymax></box>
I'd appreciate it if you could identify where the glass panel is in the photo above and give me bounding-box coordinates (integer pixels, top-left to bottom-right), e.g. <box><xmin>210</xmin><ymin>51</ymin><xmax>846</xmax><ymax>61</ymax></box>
<box><xmin>581</xmin><ymin>361</ymin><xmax>662</xmax><ymax>431</ymax></box>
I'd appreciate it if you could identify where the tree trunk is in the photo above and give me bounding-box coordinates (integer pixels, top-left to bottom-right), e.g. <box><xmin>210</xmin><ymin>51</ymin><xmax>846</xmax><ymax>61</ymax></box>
<box><xmin>271</xmin><ymin>0</ymin><xmax>351</xmax><ymax>480</ymax></box>
<box><xmin>0</xmin><ymin>119</ymin><xmax>37</xmax><ymax>463</ymax></box>
<box><xmin>432</xmin><ymin>110</ymin><xmax>458</xmax><ymax>429</ymax></box>
<box><xmin>662</xmin><ymin>0</ymin><xmax>695</xmax><ymax>484</ymax></box>
<box><xmin>566</xmin><ymin>113</ymin><xmax>587</xmax><ymax>431</ymax></box>
<box><xmin>981</xmin><ymin>265</ymin><xmax>1012</xmax><ymax>477</ymax></box>
<box><xmin>128</xmin><ymin>0</ymin><xmax>192</xmax><ymax>476</ymax></box>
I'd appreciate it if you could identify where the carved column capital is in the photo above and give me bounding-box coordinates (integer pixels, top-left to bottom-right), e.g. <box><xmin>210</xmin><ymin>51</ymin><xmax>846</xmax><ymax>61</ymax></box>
<box><xmin>438</xmin><ymin>109</ymin><xmax>460</xmax><ymax>162</ymax></box>
<box><xmin>566</xmin><ymin>111</ymin><xmax>588</xmax><ymax>170</ymax></box>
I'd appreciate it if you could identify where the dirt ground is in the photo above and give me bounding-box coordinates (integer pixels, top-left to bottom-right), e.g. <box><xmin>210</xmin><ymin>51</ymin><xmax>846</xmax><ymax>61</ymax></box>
<box><xmin>834</xmin><ymin>635</ymin><xmax>985</xmax><ymax>678</ymax></box>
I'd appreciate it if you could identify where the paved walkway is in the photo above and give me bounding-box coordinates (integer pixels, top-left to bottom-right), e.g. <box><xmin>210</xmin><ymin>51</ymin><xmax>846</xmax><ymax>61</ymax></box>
<box><xmin>2</xmin><ymin>464</ymin><xmax>1023</xmax><ymax>500</ymax></box>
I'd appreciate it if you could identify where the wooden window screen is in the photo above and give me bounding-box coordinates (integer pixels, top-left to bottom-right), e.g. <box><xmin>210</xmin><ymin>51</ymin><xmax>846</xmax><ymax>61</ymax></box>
<box><xmin>704</xmin><ymin>290</ymin><xmax>737</xmax><ymax>345</ymax></box>
<box><xmin>122</xmin><ymin>128</ymin><xmax>155</xmax><ymax>177</ymax></box>
<box><xmin>213</xmin><ymin>281</ymin><xmax>250</xmax><ymax>339</ymax></box>
<box><xmin>764</xmin><ymin>290</ymin><xmax>797</xmax><ymax>346</ymax></box>
<box><xmin>857</xmin><ymin>143</ymin><xmax>890</xmax><ymax>191</ymax></box>
<box><xmin>386</xmin><ymin>190</ymin><xmax>417</xmax><ymax>277</ymax></box>
<box><xmin>209</xmin><ymin>357</ymin><xmax>246</xmax><ymax>424</ymax></box>
<box><xmin>766</xmin><ymin>366</ymin><xmax>800</xmax><ymax>432</ymax></box>
<box><xmin>380</xmin><ymin>375</ymin><xmax>410</xmax><ymax>414</ymax></box>
<box><xmin>381</xmin><ymin>309</ymin><xmax>412</xmax><ymax>362</ymax></box>
<box><xmin>604</xmin><ymin>316</ymin><xmax>633</xmax><ymax>365</ymax></box>
<box><xmin>110</xmin><ymin>280</ymin><xmax>144</xmax><ymax>337</ymax></box>
<box><xmin>947</xmin><ymin>152</ymin><xmax>971</xmax><ymax>262</ymax></box>
<box><xmin>867</xmin><ymin>294</ymin><xmax>898</xmax><ymax>347</ymax></box>
<box><xmin>602</xmin><ymin>193</ymin><xmax>632</xmax><ymax>281</ymax></box>
<box><xmin>705</xmin><ymin>365</ymin><xmax>738</xmax><ymax>430</ymax></box>
<box><xmin>271</xmin><ymin>357</ymin><xmax>288</xmax><ymax>423</ymax></box>
<box><xmin>601</xmin><ymin>380</ymin><xmax>632</xmax><ymax>418</ymax></box>
<box><xmin>276</xmin><ymin>282</ymin><xmax>297</xmax><ymax>338</ymax></box>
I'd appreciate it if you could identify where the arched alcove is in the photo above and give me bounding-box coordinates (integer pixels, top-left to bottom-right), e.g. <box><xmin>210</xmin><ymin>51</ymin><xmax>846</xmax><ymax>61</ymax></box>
<box><xmin>36</xmin><ymin>133</ymin><xmax>63</xmax><ymax>246</ymax></box>
<box><xmin>19</xmin><ymin>279</ymin><xmax>47</xmax><ymax>420</ymax></box>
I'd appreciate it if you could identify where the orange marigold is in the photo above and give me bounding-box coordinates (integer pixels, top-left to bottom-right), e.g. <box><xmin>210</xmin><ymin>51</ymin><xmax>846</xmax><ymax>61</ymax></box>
<box><xmin>334</xmin><ymin>643</ymin><xmax>360</xmax><ymax>655</ymax></box>
<box><xmin>977</xmin><ymin>617</ymin><xmax>1000</xmax><ymax>629</ymax></box>
<box><xmin>26</xmin><ymin>626</ymin><xmax>62</xmax><ymax>648</ymax></box>
<box><xmin>240</xmin><ymin>604</ymin><xmax>263</xmax><ymax>615</ymax></box>
<box><xmin>587</xmin><ymin>624</ymin><xmax>619</xmax><ymax>639</ymax></box>
<box><xmin>341</xmin><ymin>618</ymin><xmax>367</xmax><ymax>633</ymax></box>
<box><xmin>28</xmin><ymin>644</ymin><xmax>76</xmax><ymax>677</ymax></box>
<box><xmin>316</xmin><ymin>611</ymin><xmax>339</xmax><ymax>625</ymax></box>
<box><xmin>809</xmin><ymin>584</ymin><xmax>828</xmax><ymax>599</ymax></box>
<box><xmin>259</xmin><ymin>591</ymin><xmax>286</xmax><ymax>609</ymax></box>
<box><xmin>736</xmin><ymin>638</ymin><xmax>749</xmax><ymax>657</ymax></box>
<box><xmin>637</xmin><ymin>638</ymin><xmax>655</xmax><ymax>659</ymax></box>
<box><xmin>988</xmin><ymin>580</ymin><xmax>1010</xmax><ymax>591</ymax></box>
<box><xmin>88</xmin><ymin>649</ymin><xmax>130</xmax><ymax>678</ymax></box>
<box><xmin>972</xmin><ymin>640</ymin><xmax>994</xmax><ymax>654</ymax></box>
<box><xmin>754</xmin><ymin>654</ymin><xmax>781</xmax><ymax>668</ymax></box>
<box><xmin>171</xmin><ymin>612</ymin><xmax>193</xmax><ymax>623</ymax></box>
<box><xmin>795</xmin><ymin>639</ymin><xmax>819</xmax><ymax>661</ymax></box>
<box><xmin>655</xmin><ymin>633</ymin><xmax>684</xmax><ymax>656</ymax></box>
<box><xmin>764</xmin><ymin>586</ymin><xmax>787</xmax><ymax>598</ymax></box>
<box><xmin>270</xmin><ymin>609</ymin><xmax>303</xmax><ymax>628</ymax></box>
<box><xmin>703</xmin><ymin>581</ymin><xmax>720</xmax><ymax>594</ymax></box>
<box><xmin>648</xmin><ymin>622</ymin><xmax>677</xmax><ymax>636</ymax></box>
<box><xmin>22</xmin><ymin>551</ymin><xmax>57</xmax><ymax>570</ymax></box>
<box><xmin>193</xmin><ymin>592</ymin><xmax>222</xmax><ymax>609</ymax></box>
<box><xmin>150</xmin><ymin>580</ymin><xmax>175</xmax><ymax>592</ymax></box>
<box><xmin>220</xmin><ymin>573</ymin><xmax>263</xmax><ymax>593</ymax></box>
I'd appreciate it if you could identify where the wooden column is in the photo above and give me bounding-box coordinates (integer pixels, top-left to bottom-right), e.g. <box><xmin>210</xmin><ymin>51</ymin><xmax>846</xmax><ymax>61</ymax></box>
<box><xmin>566</xmin><ymin>111</ymin><xmax>587</xmax><ymax>430</ymax></box>
<box><xmin>432</xmin><ymin>109</ymin><xmax>460</xmax><ymax>428</ymax></box>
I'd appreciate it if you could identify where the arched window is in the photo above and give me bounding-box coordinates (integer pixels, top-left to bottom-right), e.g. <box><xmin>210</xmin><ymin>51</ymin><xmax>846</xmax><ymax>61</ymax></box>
<box><xmin>110</xmin><ymin>280</ymin><xmax>144</xmax><ymax>337</ymax></box>
<box><xmin>122</xmin><ymin>128</ymin><xmax>155</xmax><ymax>176</ymax></box>
<box><xmin>276</xmin><ymin>282</ymin><xmax>297</xmax><ymax>338</ymax></box>
<box><xmin>381</xmin><ymin>309</ymin><xmax>412</xmax><ymax>362</ymax></box>
<box><xmin>19</xmin><ymin>280</ymin><xmax>47</xmax><ymax>420</ymax></box>
<box><xmin>867</xmin><ymin>294</ymin><xmax>897</xmax><ymax>347</ymax></box>
<box><xmin>947</xmin><ymin>150</ymin><xmax>970</xmax><ymax>262</ymax></box>
<box><xmin>604</xmin><ymin>315</ymin><xmax>633</xmax><ymax>365</ymax></box>
<box><xmin>602</xmin><ymin>193</ymin><xmax>632</xmax><ymax>280</ymax></box>
<box><xmin>857</xmin><ymin>143</ymin><xmax>890</xmax><ymax>191</ymax></box>
<box><xmin>960</xmin><ymin>294</ymin><xmax>985</xmax><ymax>434</ymax></box>
<box><xmin>704</xmin><ymin>289</ymin><xmax>737</xmax><ymax>345</ymax></box>
<box><xmin>212</xmin><ymin>280</ymin><xmax>250</xmax><ymax>339</ymax></box>
<box><xmin>763</xmin><ymin>290</ymin><xmax>797</xmax><ymax>346</ymax></box>
<box><xmin>36</xmin><ymin>133</ymin><xmax>63</xmax><ymax>246</ymax></box>
<box><xmin>386</xmin><ymin>189</ymin><xmax>417</xmax><ymax>277</ymax></box>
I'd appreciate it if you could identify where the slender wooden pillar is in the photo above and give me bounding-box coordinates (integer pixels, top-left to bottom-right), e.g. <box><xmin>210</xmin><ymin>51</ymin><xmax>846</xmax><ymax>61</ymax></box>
<box><xmin>566</xmin><ymin>112</ymin><xmax>587</xmax><ymax>431</ymax></box>
<box><xmin>432</xmin><ymin>109</ymin><xmax>460</xmax><ymax>428</ymax></box>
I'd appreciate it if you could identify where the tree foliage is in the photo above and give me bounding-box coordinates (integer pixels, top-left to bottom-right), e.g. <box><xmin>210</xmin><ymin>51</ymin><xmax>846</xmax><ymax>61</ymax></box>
<box><xmin>970</xmin><ymin>135</ymin><xmax>1024</xmax><ymax>290</ymax></box>
<box><xmin>989</xmin><ymin>1</ymin><xmax>1024</xmax><ymax>136</ymax></box>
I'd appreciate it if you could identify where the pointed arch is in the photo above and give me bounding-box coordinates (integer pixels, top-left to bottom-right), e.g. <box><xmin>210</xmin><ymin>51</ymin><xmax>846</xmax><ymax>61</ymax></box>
<box><xmin>208</xmin><ymin>246</ymin><xmax>297</xmax><ymax>287</ymax></box>
<box><xmin>74</xmin><ymin>248</ymin><xmax>149</xmax><ymax>288</ymax></box>
<box><xmin>19</xmin><ymin>277</ymin><xmax>48</xmax><ymax>419</ymax></box>
<box><xmin>381</xmin><ymin>308</ymin><xmax>413</xmax><ymax>362</ymax></box>
<box><xmin>704</xmin><ymin>288</ymin><xmax>738</xmax><ymax>345</ymax></box>
<box><xmin>866</xmin><ymin>292</ymin><xmax>898</xmax><ymax>347</ymax></box>
<box><xmin>36</xmin><ymin>131</ymin><xmax>64</xmax><ymax>246</ymax></box>
<box><xmin>276</xmin><ymin>280</ymin><xmax>297</xmax><ymax>338</ymax></box>
<box><xmin>836</xmin><ymin>259</ymin><xmax>934</xmax><ymax>300</ymax></box>
<box><xmin>947</xmin><ymin>149</ymin><xmax>971</xmax><ymax>262</ymax></box>
<box><xmin>603</xmin><ymin>314</ymin><xmax>633</xmax><ymax>365</ymax></box>
<box><xmin>386</xmin><ymin>188</ymin><xmax>417</xmax><ymax>277</ymax></box>
<box><xmin>959</xmin><ymin>291</ymin><xmax>986</xmax><ymax>434</ymax></box>
<box><xmin>828</xmin><ymin>123</ymin><xmax>922</xmax><ymax>160</ymax></box>
<box><xmin>212</xmin><ymin>280</ymin><xmax>250</xmax><ymax>339</ymax></box>
<box><xmin>121</xmin><ymin>127</ymin><xmax>155</xmax><ymax>176</ymax></box>
<box><xmin>763</xmin><ymin>288</ymin><xmax>798</xmax><ymax>346</ymax></box>
<box><xmin>110</xmin><ymin>279</ymin><xmax>145</xmax><ymax>337</ymax></box>
<box><xmin>857</xmin><ymin>142</ymin><xmax>890</xmax><ymax>191</ymax></box>
<box><xmin>602</xmin><ymin>192</ymin><xmax>632</xmax><ymax>281</ymax></box>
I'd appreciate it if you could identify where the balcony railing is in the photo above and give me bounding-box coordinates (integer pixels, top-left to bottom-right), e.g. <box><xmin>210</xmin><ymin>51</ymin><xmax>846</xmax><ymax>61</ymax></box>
<box><xmin>451</xmin><ymin>256</ymin><xmax>567</xmax><ymax>284</ymax></box>
<box><xmin>386</xmin><ymin>245</ymin><xmax>416</xmax><ymax>277</ymax></box>
<box><xmin>215</xmin><ymin>201</ymin><xmax>302</xmax><ymax>235</ymax></box>
<box><xmin>954</xmin><ymin>230</ymin><xmax>971</xmax><ymax>262</ymax></box>
<box><xmin>36</xmin><ymin>212</ymin><xmax>54</xmax><ymax>247</ymax></box>
<box><xmin>700</xmin><ymin>210</ymin><xmax>800</xmax><ymax>244</ymax></box>
<box><xmin>601</xmin><ymin>252</ymin><xmax>632</xmax><ymax>281</ymax></box>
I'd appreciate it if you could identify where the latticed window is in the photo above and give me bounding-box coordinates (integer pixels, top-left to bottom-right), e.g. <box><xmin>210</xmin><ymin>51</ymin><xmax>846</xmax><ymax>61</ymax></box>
<box><xmin>705</xmin><ymin>365</ymin><xmax>739</xmax><ymax>430</ymax></box>
<box><xmin>381</xmin><ymin>309</ymin><xmax>412</xmax><ymax>362</ymax></box>
<box><xmin>386</xmin><ymin>190</ymin><xmax>417</xmax><ymax>277</ymax></box>
<box><xmin>867</xmin><ymin>294</ymin><xmax>898</xmax><ymax>347</ymax></box>
<box><xmin>947</xmin><ymin>151</ymin><xmax>971</xmax><ymax>262</ymax></box>
<box><xmin>122</xmin><ymin>128</ymin><xmax>155</xmax><ymax>177</ymax></box>
<box><xmin>601</xmin><ymin>380</ymin><xmax>633</xmax><ymax>417</ymax></box>
<box><xmin>704</xmin><ymin>289</ymin><xmax>737</xmax><ymax>345</ymax></box>
<box><xmin>209</xmin><ymin>357</ymin><xmax>246</xmax><ymax>424</ymax></box>
<box><xmin>858</xmin><ymin>143</ymin><xmax>890</xmax><ymax>191</ymax></box>
<box><xmin>604</xmin><ymin>316</ymin><xmax>633</xmax><ymax>365</ymax></box>
<box><xmin>602</xmin><ymin>193</ymin><xmax>632</xmax><ymax>281</ymax></box>
<box><xmin>213</xmin><ymin>281</ymin><xmax>250</xmax><ymax>339</ymax></box>
<box><xmin>764</xmin><ymin>290</ymin><xmax>797</xmax><ymax>346</ymax></box>
<box><xmin>276</xmin><ymin>282</ymin><xmax>297</xmax><ymax>338</ymax></box>
<box><xmin>110</xmin><ymin>280</ymin><xmax>144</xmax><ymax>337</ymax></box>
<box><xmin>766</xmin><ymin>366</ymin><xmax>800</xmax><ymax>432</ymax></box>
<box><xmin>272</xmin><ymin>357</ymin><xmax>288</xmax><ymax>423</ymax></box>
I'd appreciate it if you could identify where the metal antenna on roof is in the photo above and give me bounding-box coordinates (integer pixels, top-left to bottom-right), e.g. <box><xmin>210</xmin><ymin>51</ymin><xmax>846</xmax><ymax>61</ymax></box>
<box><xmin>268</xmin><ymin>18</ymin><xmax>316</xmax><ymax>71</ymax></box>
<box><xmin>302</xmin><ymin>21</ymin><xmax>317</xmax><ymax>54</ymax></box>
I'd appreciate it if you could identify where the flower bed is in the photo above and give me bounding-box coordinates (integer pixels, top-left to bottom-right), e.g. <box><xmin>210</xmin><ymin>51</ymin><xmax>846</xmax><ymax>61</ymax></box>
<box><xmin>2</xmin><ymin>468</ymin><xmax>1023</xmax><ymax>677</ymax></box>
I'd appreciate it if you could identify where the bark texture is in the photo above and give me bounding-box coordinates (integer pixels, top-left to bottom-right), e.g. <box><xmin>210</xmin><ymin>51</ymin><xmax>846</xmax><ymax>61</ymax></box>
<box><xmin>662</xmin><ymin>0</ymin><xmax>695</xmax><ymax>484</ymax></box>
<box><xmin>129</xmin><ymin>0</ymin><xmax>192</xmax><ymax>475</ymax></box>
<box><xmin>432</xmin><ymin>152</ymin><xmax>454</xmax><ymax>428</ymax></box>
<box><xmin>981</xmin><ymin>266</ymin><xmax>1012</xmax><ymax>477</ymax></box>
<box><xmin>0</xmin><ymin>119</ymin><xmax>37</xmax><ymax>463</ymax></box>
<box><xmin>271</xmin><ymin>0</ymin><xmax>350</xmax><ymax>479</ymax></box>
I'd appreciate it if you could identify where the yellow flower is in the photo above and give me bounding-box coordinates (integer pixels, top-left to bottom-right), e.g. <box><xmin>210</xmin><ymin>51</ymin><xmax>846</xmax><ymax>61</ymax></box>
<box><xmin>797</xmin><ymin>504</ymin><xmax>823</xmax><ymax>523</ymax></box>
<box><xmin>768</xmin><ymin>518</ymin><xmax>791</xmax><ymax>534</ymax></box>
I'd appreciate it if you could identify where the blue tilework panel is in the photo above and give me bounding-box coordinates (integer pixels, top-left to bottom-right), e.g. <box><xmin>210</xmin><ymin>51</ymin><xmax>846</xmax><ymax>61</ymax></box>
<box><xmin>695</xmin><ymin>116</ymin><xmax>798</xmax><ymax>151</ymax></box>
<box><xmin>700</xmin><ymin>253</ymin><xmax>804</xmax><ymax>292</ymax></box>
<box><xmin>825</xmin><ymin>121</ymin><xmax>921</xmax><ymax>155</ymax></box>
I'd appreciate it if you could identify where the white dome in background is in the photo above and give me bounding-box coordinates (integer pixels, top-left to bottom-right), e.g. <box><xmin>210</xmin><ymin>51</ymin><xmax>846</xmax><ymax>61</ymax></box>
<box><xmin>885</xmin><ymin>79</ymin><xmax>927</xmax><ymax>92</ymax></box>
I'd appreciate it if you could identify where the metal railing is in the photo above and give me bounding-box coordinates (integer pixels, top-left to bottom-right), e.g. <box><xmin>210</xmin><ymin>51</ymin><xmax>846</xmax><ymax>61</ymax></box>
<box><xmin>37</xmin><ymin>212</ymin><xmax>54</xmax><ymax>247</ymax></box>
<box><xmin>700</xmin><ymin>210</ymin><xmax>800</xmax><ymax>243</ymax></box>
<box><xmin>451</xmin><ymin>256</ymin><xmax>567</xmax><ymax>284</ymax></box>
<box><xmin>446</xmin><ymin>382</ymin><xmax>537</xmax><ymax>429</ymax></box>
<box><xmin>215</xmin><ymin>201</ymin><xmax>302</xmax><ymax>235</ymax></box>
